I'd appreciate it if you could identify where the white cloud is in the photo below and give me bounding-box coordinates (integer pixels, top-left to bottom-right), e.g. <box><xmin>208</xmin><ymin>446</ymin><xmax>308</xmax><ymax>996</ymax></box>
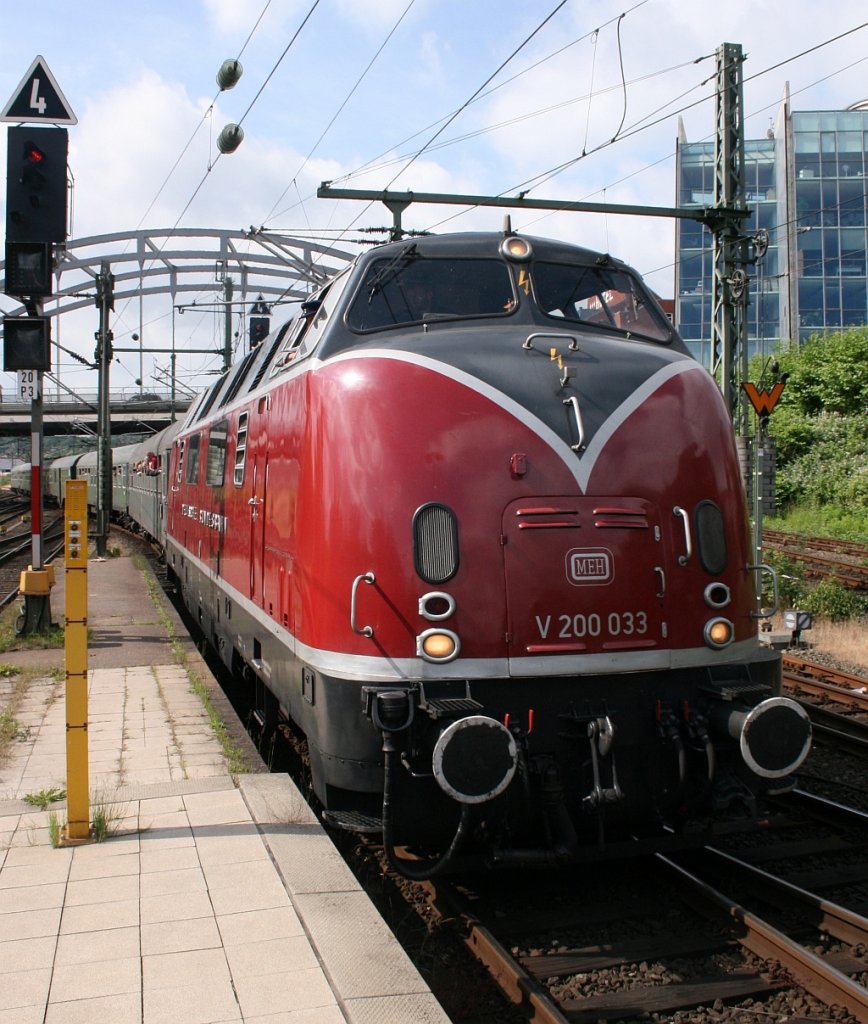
<box><xmin>202</xmin><ymin>0</ymin><xmax>284</xmax><ymax>37</ymax></box>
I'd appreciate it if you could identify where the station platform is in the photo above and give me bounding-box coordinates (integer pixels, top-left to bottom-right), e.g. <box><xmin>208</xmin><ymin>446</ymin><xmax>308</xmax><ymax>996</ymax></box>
<box><xmin>0</xmin><ymin>544</ymin><xmax>451</xmax><ymax>1024</ymax></box>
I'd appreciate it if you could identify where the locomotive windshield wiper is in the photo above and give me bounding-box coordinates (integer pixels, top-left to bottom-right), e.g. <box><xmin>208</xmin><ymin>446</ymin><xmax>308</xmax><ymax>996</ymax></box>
<box><xmin>366</xmin><ymin>243</ymin><xmax>418</xmax><ymax>302</ymax></box>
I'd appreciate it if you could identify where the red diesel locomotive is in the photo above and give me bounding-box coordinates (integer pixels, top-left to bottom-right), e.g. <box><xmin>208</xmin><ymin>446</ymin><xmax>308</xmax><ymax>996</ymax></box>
<box><xmin>156</xmin><ymin>228</ymin><xmax>811</xmax><ymax>875</ymax></box>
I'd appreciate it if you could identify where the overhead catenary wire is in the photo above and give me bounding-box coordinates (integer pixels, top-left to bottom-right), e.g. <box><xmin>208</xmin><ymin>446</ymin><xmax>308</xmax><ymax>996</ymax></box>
<box><xmin>170</xmin><ymin>0</ymin><xmax>322</xmax><ymax>234</ymax></box>
<box><xmin>260</xmin><ymin>0</ymin><xmax>417</xmax><ymax>230</ymax></box>
<box><xmin>107</xmin><ymin>0</ymin><xmax>323</xmax><ymax>386</ymax></box>
<box><xmin>419</xmin><ymin>19</ymin><xmax>868</xmax><ymax>241</ymax></box>
<box><xmin>305</xmin><ymin>0</ymin><xmax>581</xmax><ymax>252</ymax></box>
<box><xmin>311</xmin><ymin>1</ymin><xmax>649</xmax><ymax>201</ymax></box>
<box><xmin>132</xmin><ymin>0</ymin><xmax>275</xmax><ymax>234</ymax></box>
<box><xmin>44</xmin><ymin>8</ymin><xmax>868</xmax><ymax>393</ymax></box>
<box><xmin>105</xmin><ymin>0</ymin><xmax>277</xmax><ymax>385</ymax></box>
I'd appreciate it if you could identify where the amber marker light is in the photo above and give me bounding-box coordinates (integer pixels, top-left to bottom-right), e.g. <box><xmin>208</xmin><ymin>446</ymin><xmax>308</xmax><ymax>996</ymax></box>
<box><xmin>417</xmin><ymin>628</ymin><xmax>460</xmax><ymax>663</ymax></box>
<box><xmin>704</xmin><ymin>617</ymin><xmax>734</xmax><ymax>649</ymax></box>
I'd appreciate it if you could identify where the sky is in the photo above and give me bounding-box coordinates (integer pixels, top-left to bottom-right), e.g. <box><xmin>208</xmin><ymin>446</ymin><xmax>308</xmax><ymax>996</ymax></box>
<box><xmin>1</xmin><ymin>0</ymin><xmax>867</xmax><ymax>399</ymax></box>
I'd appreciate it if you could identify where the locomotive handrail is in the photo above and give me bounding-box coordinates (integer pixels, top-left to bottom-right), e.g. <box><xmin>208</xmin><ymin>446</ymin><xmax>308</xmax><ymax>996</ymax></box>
<box><xmin>351</xmin><ymin>571</ymin><xmax>376</xmax><ymax>637</ymax></box>
<box><xmin>673</xmin><ymin>506</ymin><xmax>692</xmax><ymax>565</ymax></box>
<box><xmin>562</xmin><ymin>396</ymin><xmax>585</xmax><ymax>451</ymax></box>
<box><xmin>523</xmin><ymin>331</ymin><xmax>579</xmax><ymax>351</ymax></box>
<box><xmin>748</xmin><ymin>563</ymin><xmax>779</xmax><ymax>618</ymax></box>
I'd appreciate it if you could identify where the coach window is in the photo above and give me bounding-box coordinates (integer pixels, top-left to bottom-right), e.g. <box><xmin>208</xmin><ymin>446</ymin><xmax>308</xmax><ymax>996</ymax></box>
<box><xmin>206</xmin><ymin>420</ymin><xmax>229</xmax><ymax>486</ymax></box>
<box><xmin>186</xmin><ymin>434</ymin><xmax>201</xmax><ymax>484</ymax></box>
<box><xmin>234</xmin><ymin>412</ymin><xmax>249</xmax><ymax>487</ymax></box>
<box><xmin>176</xmin><ymin>440</ymin><xmax>185</xmax><ymax>484</ymax></box>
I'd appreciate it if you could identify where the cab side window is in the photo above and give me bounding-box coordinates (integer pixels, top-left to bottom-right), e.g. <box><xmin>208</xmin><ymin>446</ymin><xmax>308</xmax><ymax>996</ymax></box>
<box><xmin>270</xmin><ymin>270</ymin><xmax>351</xmax><ymax>377</ymax></box>
<box><xmin>206</xmin><ymin>420</ymin><xmax>229</xmax><ymax>486</ymax></box>
<box><xmin>186</xmin><ymin>435</ymin><xmax>201</xmax><ymax>484</ymax></box>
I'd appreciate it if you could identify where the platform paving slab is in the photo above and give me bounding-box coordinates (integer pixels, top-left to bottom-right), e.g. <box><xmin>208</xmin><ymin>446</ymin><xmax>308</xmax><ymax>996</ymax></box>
<box><xmin>0</xmin><ymin>549</ymin><xmax>451</xmax><ymax>1024</ymax></box>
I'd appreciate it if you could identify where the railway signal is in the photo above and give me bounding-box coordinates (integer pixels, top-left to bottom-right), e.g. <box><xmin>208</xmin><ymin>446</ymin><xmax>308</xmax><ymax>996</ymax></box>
<box><xmin>249</xmin><ymin>295</ymin><xmax>270</xmax><ymax>347</ymax></box>
<box><xmin>5</xmin><ymin>126</ymin><xmax>68</xmax><ymax>246</ymax></box>
<box><xmin>2</xmin><ymin>315</ymin><xmax>50</xmax><ymax>371</ymax></box>
<box><xmin>2</xmin><ymin>56</ymin><xmax>75</xmax><ymax>635</ymax></box>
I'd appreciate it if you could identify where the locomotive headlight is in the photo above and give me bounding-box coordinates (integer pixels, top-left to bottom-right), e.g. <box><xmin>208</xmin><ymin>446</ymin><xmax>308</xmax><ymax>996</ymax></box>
<box><xmin>500</xmin><ymin>236</ymin><xmax>532</xmax><ymax>262</ymax></box>
<box><xmin>704</xmin><ymin>617</ymin><xmax>734</xmax><ymax>649</ymax></box>
<box><xmin>418</xmin><ymin>591</ymin><xmax>456</xmax><ymax>621</ymax></box>
<box><xmin>418</xmin><ymin>628</ymin><xmax>460</xmax><ymax>663</ymax></box>
<box><xmin>704</xmin><ymin>582</ymin><xmax>731</xmax><ymax>609</ymax></box>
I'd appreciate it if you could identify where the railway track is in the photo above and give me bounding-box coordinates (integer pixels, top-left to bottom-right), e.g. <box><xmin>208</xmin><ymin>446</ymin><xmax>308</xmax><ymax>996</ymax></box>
<box><xmin>376</xmin><ymin>663</ymin><xmax>868</xmax><ymax>1023</ymax></box>
<box><xmin>0</xmin><ymin>510</ymin><xmax>66</xmax><ymax>610</ymax></box>
<box><xmin>411</xmin><ymin>842</ymin><xmax>868</xmax><ymax>1023</ymax></box>
<box><xmin>764</xmin><ymin>530</ymin><xmax>868</xmax><ymax>591</ymax></box>
<box><xmin>783</xmin><ymin>654</ymin><xmax>868</xmax><ymax>697</ymax></box>
<box><xmin>783</xmin><ymin>654</ymin><xmax>868</xmax><ymax>757</ymax></box>
<box><xmin>765</xmin><ymin>530</ymin><xmax>868</xmax><ymax>562</ymax></box>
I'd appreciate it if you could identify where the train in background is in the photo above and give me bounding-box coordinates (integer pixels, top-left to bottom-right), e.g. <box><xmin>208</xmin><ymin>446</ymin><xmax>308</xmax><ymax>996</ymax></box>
<box><xmin>15</xmin><ymin>228</ymin><xmax>812</xmax><ymax>877</ymax></box>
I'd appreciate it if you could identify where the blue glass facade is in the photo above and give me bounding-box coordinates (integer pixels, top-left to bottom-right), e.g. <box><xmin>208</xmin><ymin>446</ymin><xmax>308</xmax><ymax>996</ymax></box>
<box><xmin>675</xmin><ymin>101</ymin><xmax>868</xmax><ymax>363</ymax></box>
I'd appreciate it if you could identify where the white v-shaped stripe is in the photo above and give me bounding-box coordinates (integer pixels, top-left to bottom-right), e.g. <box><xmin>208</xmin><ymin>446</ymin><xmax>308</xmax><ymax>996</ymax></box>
<box><xmin>329</xmin><ymin>349</ymin><xmax>702</xmax><ymax>494</ymax></box>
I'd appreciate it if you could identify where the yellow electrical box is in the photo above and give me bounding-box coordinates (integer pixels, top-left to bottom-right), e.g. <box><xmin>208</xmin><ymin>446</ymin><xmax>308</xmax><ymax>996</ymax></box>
<box><xmin>18</xmin><ymin>566</ymin><xmax>55</xmax><ymax>595</ymax></box>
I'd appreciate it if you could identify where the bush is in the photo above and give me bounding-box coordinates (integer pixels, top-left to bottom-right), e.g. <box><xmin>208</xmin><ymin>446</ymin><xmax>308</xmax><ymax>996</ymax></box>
<box><xmin>762</xmin><ymin>551</ymin><xmax>808</xmax><ymax>609</ymax></box>
<box><xmin>800</xmin><ymin>580</ymin><xmax>868</xmax><ymax>622</ymax></box>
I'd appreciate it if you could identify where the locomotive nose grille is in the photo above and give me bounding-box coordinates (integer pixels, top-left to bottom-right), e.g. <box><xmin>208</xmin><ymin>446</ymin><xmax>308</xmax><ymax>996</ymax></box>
<box><xmin>413</xmin><ymin>503</ymin><xmax>459</xmax><ymax>584</ymax></box>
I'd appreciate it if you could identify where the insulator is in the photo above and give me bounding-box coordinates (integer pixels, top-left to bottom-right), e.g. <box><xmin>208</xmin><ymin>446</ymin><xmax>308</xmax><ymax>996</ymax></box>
<box><xmin>216</xmin><ymin>60</ymin><xmax>243</xmax><ymax>91</ymax></box>
<box><xmin>216</xmin><ymin>124</ymin><xmax>244</xmax><ymax>155</ymax></box>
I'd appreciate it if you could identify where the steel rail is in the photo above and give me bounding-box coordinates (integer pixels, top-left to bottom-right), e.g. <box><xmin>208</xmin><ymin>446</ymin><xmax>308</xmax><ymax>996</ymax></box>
<box><xmin>699</xmin><ymin>843</ymin><xmax>868</xmax><ymax>948</ymax></box>
<box><xmin>786</xmin><ymin>675</ymin><xmax>868</xmax><ymax>711</ymax></box>
<box><xmin>656</xmin><ymin>852</ymin><xmax>868</xmax><ymax>1019</ymax></box>
<box><xmin>783</xmin><ymin>655</ymin><xmax>868</xmax><ymax>694</ymax></box>
<box><xmin>787</xmin><ymin>787</ymin><xmax>868</xmax><ymax>828</ymax></box>
<box><xmin>417</xmin><ymin>877</ymin><xmax>571</xmax><ymax>1024</ymax></box>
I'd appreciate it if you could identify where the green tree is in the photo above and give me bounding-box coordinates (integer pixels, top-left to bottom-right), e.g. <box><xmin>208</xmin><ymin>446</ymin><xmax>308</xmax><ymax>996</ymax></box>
<box><xmin>775</xmin><ymin>327</ymin><xmax>868</xmax><ymax>416</ymax></box>
<box><xmin>749</xmin><ymin>327</ymin><xmax>868</xmax><ymax>541</ymax></box>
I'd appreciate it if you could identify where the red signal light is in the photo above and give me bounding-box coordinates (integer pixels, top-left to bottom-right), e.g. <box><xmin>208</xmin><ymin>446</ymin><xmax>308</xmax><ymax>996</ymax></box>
<box><xmin>25</xmin><ymin>144</ymin><xmax>46</xmax><ymax>164</ymax></box>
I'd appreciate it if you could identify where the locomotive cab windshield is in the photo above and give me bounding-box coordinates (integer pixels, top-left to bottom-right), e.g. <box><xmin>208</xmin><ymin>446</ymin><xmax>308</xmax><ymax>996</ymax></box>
<box><xmin>347</xmin><ymin>254</ymin><xmax>515</xmax><ymax>331</ymax></box>
<box><xmin>534</xmin><ymin>260</ymin><xmax>674</xmax><ymax>343</ymax></box>
<box><xmin>343</xmin><ymin>237</ymin><xmax>674</xmax><ymax>347</ymax></box>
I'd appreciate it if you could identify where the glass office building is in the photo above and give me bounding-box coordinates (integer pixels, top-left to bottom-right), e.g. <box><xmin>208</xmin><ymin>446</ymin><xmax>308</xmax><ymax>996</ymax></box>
<box><xmin>674</xmin><ymin>92</ymin><xmax>868</xmax><ymax>365</ymax></box>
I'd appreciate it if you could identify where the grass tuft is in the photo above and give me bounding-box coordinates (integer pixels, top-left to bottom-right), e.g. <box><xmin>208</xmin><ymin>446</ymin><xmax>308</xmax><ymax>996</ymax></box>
<box><xmin>22</xmin><ymin>786</ymin><xmax>66</xmax><ymax>809</ymax></box>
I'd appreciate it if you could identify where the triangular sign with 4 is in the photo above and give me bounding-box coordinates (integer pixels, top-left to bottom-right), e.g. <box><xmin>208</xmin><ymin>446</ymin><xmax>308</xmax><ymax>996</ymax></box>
<box><xmin>1</xmin><ymin>55</ymin><xmax>77</xmax><ymax>125</ymax></box>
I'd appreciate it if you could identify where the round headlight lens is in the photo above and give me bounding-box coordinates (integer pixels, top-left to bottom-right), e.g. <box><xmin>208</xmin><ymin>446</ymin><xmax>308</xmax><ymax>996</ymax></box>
<box><xmin>704</xmin><ymin>617</ymin><xmax>734</xmax><ymax>649</ymax></box>
<box><xmin>418</xmin><ymin>629</ymin><xmax>460</xmax><ymax>663</ymax></box>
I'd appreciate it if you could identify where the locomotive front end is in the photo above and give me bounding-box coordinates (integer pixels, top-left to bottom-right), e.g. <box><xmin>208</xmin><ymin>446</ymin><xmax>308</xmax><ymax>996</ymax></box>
<box><xmin>302</xmin><ymin>230</ymin><xmax>811</xmax><ymax>875</ymax></box>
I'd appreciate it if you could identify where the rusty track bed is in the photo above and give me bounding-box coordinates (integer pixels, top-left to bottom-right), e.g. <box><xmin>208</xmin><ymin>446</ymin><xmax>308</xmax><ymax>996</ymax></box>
<box><xmin>764</xmin><ymin>530</ymin><xmax>868</xmax><ymax>562</ymax></box>
<box><xmin>783</xmin><ymin>654</ymin><xmax>868</xmax><ymax>697</ymax></box>
<box><xmin>415</xmin><ymin>839</ymin><xmax>868</xmax><ymax>1023</ymax></box>
<box><xmin>783</xmin><ymin>654</ymin><xmax>868</xmax><ymax>755</ymax></box>
<box><xmin>764</xmin><ymin>530</ymin><xmax>868</xmax><ymax>590</ymax></box>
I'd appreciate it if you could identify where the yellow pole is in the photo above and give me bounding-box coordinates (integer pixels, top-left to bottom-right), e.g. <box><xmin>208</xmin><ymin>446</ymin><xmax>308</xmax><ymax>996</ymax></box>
<box><xmin>63</xmin><ymin>479</ymin><xmax>90</xmax><ymax>843</ymax></box>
